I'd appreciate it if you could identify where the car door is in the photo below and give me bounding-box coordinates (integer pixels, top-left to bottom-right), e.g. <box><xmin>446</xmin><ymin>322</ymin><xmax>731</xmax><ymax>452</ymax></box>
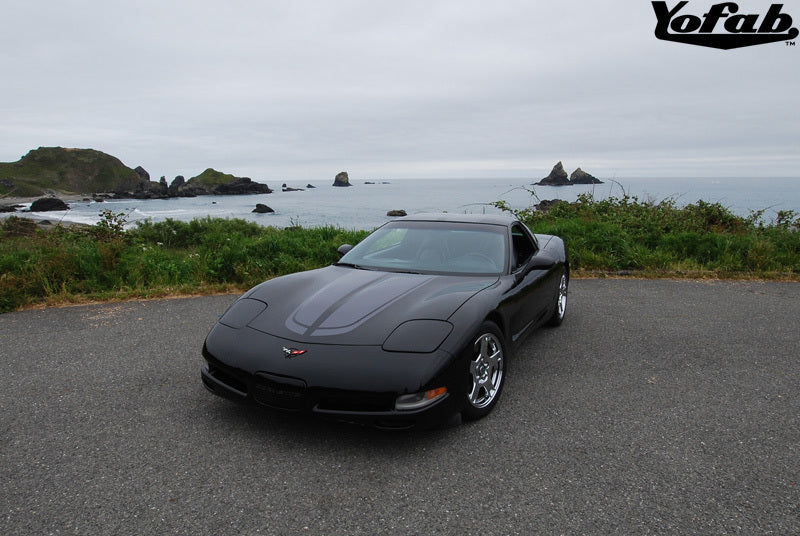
<box><xmin>504</xmin><ymin>223</ymin><xmax>553</xmax><ymax>344</ymax></box>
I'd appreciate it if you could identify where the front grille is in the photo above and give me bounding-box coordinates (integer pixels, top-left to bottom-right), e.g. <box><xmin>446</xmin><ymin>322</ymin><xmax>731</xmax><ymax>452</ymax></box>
<box><xmin>252</xmin><ymin>372</ymin><xmax>307</xmax><ymax>410</ymax></box>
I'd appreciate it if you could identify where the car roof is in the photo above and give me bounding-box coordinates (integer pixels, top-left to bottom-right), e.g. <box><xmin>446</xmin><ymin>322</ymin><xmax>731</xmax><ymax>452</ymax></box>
<box><xmin>395</xmin><ymin>212</ymin><xmax>517</xmax><ymax>227</ymax></box>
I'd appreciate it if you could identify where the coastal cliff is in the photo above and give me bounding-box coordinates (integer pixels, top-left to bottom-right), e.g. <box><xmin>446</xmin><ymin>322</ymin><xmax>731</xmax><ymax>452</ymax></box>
<box><xmin>0</xmin><ymin>147</ymin><xmax>143</xmax><ymax>197</ymax></box>
<box><xmin>0</xmin><ymin>147</ymin><xmax>273</xmax><ymax>198</ymax></box>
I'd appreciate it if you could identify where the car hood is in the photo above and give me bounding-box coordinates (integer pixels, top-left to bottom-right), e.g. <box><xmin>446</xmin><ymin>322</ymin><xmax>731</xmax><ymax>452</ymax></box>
<box><xmin>242</xmin><ymin>265</ymin><xmax>497</xmax><ymax>345</ymax></box>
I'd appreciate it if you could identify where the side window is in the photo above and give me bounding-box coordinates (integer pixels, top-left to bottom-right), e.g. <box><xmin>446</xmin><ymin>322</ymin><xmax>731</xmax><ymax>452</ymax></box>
<box><xmin>511</xmin><ymin>224</ymin><xmax>537</xmax><ymax>271</ymax></box>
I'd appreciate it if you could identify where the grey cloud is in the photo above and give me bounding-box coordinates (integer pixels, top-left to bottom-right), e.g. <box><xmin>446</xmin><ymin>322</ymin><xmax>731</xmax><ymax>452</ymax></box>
<box><xmin>1</xmin><ymin>1</ymin><xmax>798</xmax><ymax>180</ymax></box>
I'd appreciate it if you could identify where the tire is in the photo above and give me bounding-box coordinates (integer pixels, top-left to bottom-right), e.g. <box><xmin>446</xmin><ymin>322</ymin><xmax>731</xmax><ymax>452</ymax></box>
<box><xmin>546</xmin><ymin>270</ymin><xmax>568</xmax><ymax>327</ymax></box>
<box><xmin>461</xmin><ymin>321</ymin><xmax>506</xmax><ymax>421</ymax></box>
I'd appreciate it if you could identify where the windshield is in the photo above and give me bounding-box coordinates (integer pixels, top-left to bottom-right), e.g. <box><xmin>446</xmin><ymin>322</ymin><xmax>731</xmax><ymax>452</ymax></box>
<box><xmin>339</xmin><ymin>221</ymin><xmax>507</xmax><ymax>275</ymax></box>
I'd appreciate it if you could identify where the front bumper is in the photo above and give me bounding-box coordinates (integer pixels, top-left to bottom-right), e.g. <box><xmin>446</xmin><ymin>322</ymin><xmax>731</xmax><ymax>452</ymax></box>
<box><xmin>201</xmin><ymin>324</ymin><xmax>462</xmax><ymax>429</ymax></box>
<box><xmin>201</xmin><ymin>362</ymin><xmax>457</xmax><ymax>430</ymax></box>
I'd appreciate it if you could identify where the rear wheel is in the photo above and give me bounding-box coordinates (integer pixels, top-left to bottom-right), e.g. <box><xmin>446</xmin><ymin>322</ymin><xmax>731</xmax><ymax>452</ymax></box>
<box><xmin>462</xmin><ymin>321</ymin><xmax>505</xmax><ymax>421</ymax></box>
<box><xmin>547</xmin><ymin>270</ymin><xmax>568</xmax><ymax>327</ymax></box>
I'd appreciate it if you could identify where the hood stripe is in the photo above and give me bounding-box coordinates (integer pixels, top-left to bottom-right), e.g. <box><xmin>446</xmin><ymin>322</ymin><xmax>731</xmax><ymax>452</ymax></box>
<box><xmin>286</xmin><ymin>273</ymin><xmax>433</xmax><ymax>337</ymax></box>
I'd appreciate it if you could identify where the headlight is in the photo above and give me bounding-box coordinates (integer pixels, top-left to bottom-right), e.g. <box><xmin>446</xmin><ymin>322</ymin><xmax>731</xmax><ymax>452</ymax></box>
<box><xmin>218</xmin><ymin>298</ymin><xmax>267</xmax><ymax>329</ymax></box>
<box><xmin>382</xmin><ymin>320</ymin><xmax>453</xmax><ymax>353</ymax></box>
<box><xmin>395</xmin><ymin>387</ymin><xmax>448</xmax><ymax>411</ymax></box>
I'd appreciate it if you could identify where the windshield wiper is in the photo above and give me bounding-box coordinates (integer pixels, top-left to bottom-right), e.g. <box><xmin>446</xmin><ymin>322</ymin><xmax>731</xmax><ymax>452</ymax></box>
<box><xmin>333</xmin><ymin>262</ymin><xmax>374</xmax><ymax>270</ymax></box>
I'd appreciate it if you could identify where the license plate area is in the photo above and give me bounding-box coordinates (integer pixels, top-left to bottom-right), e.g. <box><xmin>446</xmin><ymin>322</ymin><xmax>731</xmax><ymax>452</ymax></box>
<box><xmin>253</xmin><ymin>372</ymin><xmax>307</xmax><ymax>410</ymax></box>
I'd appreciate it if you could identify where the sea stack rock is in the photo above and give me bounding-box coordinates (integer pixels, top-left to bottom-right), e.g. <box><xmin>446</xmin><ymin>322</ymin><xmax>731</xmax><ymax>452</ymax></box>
<box><xmin>29</xmin><ymin>197</ymin><xmax>69</xmax><ymax>212</ymax></box>
<box><xmin>386</xmin><ymin>209</ymin><xmax>407</xmax><ymax>217</ymax></box>
<box><xmin>570</xmin><ymin>168</ymin><xmax>603</xmax><ymax>184</ymax></box>
<box><xmin>252</xmin><ymin>203</ymin><xmax>274</xmax><ymax>213</ymax></box>
<box><xmin>535</xmin><ymin>162</ymin><xmax>570</xmax><ymax>186</ymax></box>
<box><xmin>132</xmin><ymin>178</ymin><xmax>167</xmax><ymax>199</ymax></box>
<box><xmin>333</xmin><ymin>171</ymin><xmax>352</xmax><ymax>187</ymax></box>
<box><xmin>167</xmin><ymin>175</ymin><xmax>185</xmax><ymax>197</ymax></box>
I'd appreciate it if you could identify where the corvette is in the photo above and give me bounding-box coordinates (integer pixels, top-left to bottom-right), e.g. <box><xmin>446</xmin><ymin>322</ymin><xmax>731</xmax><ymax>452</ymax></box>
<box><xmin>201</xmin><ymin>213</ymin><xmax>568</xmax><ymax>429</ymax></box>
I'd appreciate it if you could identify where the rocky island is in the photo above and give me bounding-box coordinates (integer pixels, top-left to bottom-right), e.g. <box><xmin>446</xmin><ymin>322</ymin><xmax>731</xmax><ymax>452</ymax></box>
<box><xmin>151</xmin><ymin>168</ymin><xmax>273</xmax><ymax>199</ymax></box>
<box><xmin>535</xmin><ymin>162</ymin><xmax>603</xmax><ymax>186</ymax></box>
<box><xmin>332</xmin><ymin>171</ymin><xmax>352</xmax><ymax>187</ymax></box>
<box><xmin>0</xmin><ymin>147</ymin><xmax>274</xmax><ymax>201</ymax></box>
<box><xmin>570</xmin><ymin>167</ymin><xmax>603</xmax><ymax>184</ymax></box>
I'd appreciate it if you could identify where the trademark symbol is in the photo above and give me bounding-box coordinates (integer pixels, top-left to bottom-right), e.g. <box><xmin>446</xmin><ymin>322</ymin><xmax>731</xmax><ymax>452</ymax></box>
<box><xmin>787</xmin><ymin>41</ymin><xmax>796</xmax><ymax>46</ymax></box>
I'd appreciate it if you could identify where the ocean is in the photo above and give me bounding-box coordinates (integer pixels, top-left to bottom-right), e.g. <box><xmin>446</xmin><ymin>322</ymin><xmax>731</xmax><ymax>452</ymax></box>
<box><xmin>11</xmin><ymin>177</ymin><xmax>800</xmax><ymax>231</ymax></box>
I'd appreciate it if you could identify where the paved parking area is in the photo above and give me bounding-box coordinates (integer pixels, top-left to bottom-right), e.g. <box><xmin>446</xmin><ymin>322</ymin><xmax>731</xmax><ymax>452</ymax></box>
<box><xmin>1</xmin><ymin>280</ymin><xmax>798</xmax><ymax>534</ymax></box>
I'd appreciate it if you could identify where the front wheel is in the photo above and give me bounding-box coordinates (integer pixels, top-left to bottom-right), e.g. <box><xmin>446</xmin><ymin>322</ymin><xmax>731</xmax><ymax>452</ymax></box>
<box><xmin>461</xmin><ymin>321</ymin><xmax>506</xmax><ymax>421</ymax></box>
<box><xmin>547</xmin><ymin>270</ymin><xmax>568</xmax><ymax>327</ymax></box>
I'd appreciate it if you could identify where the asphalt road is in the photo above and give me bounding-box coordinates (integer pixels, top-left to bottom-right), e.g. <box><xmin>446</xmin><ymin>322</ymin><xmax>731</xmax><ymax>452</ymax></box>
<box><xmin>1</xmin><ymin>280</ymin><xmax>798</xmax><ymax>535</ymax></box>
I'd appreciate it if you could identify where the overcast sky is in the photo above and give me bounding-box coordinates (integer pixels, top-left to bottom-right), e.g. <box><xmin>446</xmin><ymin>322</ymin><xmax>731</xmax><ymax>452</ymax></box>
<box><xmin>2</xmin><ymin>0</ymin><xmax>798</xmax><ymax>181</ymax></box>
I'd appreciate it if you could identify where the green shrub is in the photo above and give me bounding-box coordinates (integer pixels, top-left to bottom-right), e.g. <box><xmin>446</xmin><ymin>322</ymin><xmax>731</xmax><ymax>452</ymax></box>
<box><xmin>498</xmin><ymin>191</ymin><xmax>800</xmax><ymax>277</ymax></box>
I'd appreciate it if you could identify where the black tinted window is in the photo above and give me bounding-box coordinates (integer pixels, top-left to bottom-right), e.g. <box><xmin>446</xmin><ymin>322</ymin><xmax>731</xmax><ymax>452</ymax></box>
<box><xmin>511</xmin><ymin>224</ymin><xmax>536</xmax><ymax>270</ymax></box>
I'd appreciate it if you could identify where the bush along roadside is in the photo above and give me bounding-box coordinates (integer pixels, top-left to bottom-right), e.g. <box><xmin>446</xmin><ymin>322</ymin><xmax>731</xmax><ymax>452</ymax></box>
<box><xmin>0</xmin><ymin>212</ymin><xmax>368</xmax><ymax>312</ymax></box>
<box><xmin>493</xmin><ymin>191</ymin><xmax>800</xmax><ymax>278</ymax></box>
<box><xmin>2</xmin><ymin>195</ymin><xmax>799</xmax><ymax>313</ymax></box>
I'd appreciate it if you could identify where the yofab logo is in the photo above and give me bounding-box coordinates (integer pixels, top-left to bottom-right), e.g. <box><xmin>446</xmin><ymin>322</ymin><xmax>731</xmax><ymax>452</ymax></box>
<box><xmin>652</xmin><ymin>1</ymin><xmax>799</xmax><ymax>49</ymax></box>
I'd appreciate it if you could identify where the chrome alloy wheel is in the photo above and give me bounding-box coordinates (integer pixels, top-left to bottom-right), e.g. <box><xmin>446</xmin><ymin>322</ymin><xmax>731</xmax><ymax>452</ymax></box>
<box><xmin>467</xmin><ymin>332</ymin><xmax>504</xmax><ymax>409</ymax></box>
<box><xmin>556</xmin><ymin>273</ymin><xmax>568</xmax><ymax>320</ymax></box>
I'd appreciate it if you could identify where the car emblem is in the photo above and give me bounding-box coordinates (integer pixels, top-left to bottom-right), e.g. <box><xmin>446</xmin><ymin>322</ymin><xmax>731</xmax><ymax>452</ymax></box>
<box><xmin>282</xmin><ymin>346</ymin><xmax>307</xmax><ymax>358</ymax></box>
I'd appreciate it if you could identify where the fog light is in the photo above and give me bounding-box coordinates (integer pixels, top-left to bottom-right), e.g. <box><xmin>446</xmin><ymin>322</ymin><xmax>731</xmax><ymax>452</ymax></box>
<box><xmin>395</xmin><ymin>387</ymin><xmax>448</xmax><ymax>411</ymax></box>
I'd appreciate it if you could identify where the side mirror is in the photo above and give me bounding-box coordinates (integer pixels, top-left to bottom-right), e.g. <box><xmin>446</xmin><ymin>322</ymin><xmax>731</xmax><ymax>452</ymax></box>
<box><xmin>527</xmin><ymin>252</ymin><xmax>556</xmax><ymax>269</ymax></box>
<box><xmin>337</xmin><ymin>244</ymin><xmax>353</xmax><ymax>257</ymax></box>
<box><xmin>514</xmin><ymin>253</ymin><xmax>556</xmax><ymax>283</ymax></box>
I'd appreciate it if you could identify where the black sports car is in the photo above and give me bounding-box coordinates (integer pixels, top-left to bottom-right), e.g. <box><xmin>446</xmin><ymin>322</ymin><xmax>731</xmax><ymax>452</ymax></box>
<box><xmin>202</xmin><ymin>213</ymin><xmax>568</xmax><ymax>429</ymax></box>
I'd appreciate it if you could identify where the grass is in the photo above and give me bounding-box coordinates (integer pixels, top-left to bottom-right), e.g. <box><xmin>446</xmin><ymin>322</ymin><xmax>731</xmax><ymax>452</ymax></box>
<box><xmin>1</xmin><ymin>192</ymin><xmax>799</xmax><ymax>312</ymax></box>
<box><xmin>0</xmin><ymin>213</ymin><xmax>368</xmax><ymax>312</ymax></box>
<box><xmin>187</xmin><ymin>168</ymin><xmax>239</xmax><ymax>186</ymax></box>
